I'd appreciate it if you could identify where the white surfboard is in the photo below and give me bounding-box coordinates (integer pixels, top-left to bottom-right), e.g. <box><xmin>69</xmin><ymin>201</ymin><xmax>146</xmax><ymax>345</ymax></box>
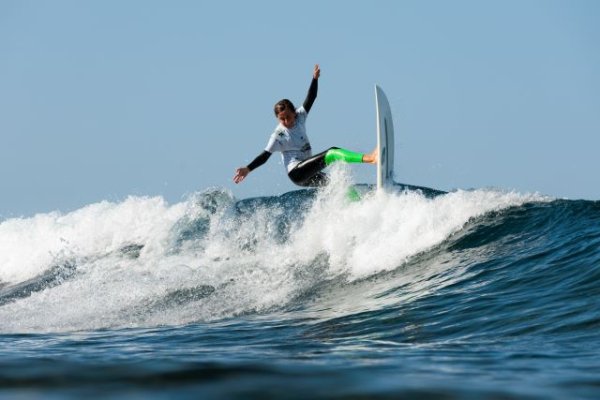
<box><xmin>375</xmin><ymin>85</ymin><xmax>395</xmax><ymax>191</ymax></box>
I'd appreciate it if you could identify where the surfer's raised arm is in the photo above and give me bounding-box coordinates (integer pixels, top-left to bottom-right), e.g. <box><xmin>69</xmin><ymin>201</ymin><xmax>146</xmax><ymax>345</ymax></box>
<box><xmin>303</xmin><ymin>64</ymin><xmax>320</xmax><ymax>113</ymax></box>
<box><xmin>233</xmin><ymin>63</ymin><xmax>375</xmax><ymax>188</ymax></box>
<box><xmin>233</xmin><ymin>65</ymin><xmax>319</xmax><ymax>185</ymax></box>
<box><xmin>233</xmin><ymin>150</ymin><xmax>272</xmax><ymax>184</ymax></box>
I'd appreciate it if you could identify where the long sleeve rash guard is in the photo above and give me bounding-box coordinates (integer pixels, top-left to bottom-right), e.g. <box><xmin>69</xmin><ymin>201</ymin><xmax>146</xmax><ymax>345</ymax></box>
<box><xmin>246</xmin><ymin>77</ymin><xmax>318</xmax><ymax>172</ymax></box>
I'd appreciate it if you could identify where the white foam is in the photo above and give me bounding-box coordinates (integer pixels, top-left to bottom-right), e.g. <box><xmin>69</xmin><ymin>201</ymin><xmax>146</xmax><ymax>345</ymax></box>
<box><xmin>287</xmin><ymin>166</ymin><xmax>546</xmax><ymax>279</ymax></box>
<box><xmin>0</xmin><ymin>196</ymin><xmax>187</xmax><ymax>284</ymax></box>
<box><xmin>0</xmin><ymin>176</ymin><xmax>546</xmax><ymax>333</ymax></box>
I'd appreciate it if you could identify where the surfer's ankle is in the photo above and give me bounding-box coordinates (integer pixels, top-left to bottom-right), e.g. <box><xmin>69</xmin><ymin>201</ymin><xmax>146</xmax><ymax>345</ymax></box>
<box><xmin>363</xmin><ymin>148</ymin><xmax>378</xmax><ymax>164</ymax></box>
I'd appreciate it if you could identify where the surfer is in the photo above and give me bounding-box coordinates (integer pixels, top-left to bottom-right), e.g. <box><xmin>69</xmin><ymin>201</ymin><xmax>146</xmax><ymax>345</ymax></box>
<box><xmin>233</xmin><ymin>64</ymin><xmax>377</xmax><ymax>187</ymax></box>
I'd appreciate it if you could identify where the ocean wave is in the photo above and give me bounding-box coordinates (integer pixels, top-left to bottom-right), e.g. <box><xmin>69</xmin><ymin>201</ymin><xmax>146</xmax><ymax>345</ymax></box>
<box><xmin>0</xmin><ymin>172</ymin><xmax>597</xmax><ymax>340</ymax></box>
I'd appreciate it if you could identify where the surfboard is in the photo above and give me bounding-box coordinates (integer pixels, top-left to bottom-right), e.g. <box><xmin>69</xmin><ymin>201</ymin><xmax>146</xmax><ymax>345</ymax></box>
<box><xmin>375</xmin><ymin>85</ymin><xmax>395</xmax><ymax>191</ymax></box>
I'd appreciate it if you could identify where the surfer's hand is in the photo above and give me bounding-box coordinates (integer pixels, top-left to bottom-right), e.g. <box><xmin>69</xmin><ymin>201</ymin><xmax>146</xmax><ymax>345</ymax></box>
<box><xmin>233</xmin><ymin>167</ymin><xmax>250</xmax><ymax>184</ymax></box>
<box><xmin>313</xmin><ymin>64</ymin><xmax>320</xmax><ymax>80</ymax></box>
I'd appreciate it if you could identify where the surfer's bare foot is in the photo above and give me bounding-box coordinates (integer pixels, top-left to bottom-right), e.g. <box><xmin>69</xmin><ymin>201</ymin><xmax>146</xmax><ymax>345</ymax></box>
<box><xmin>362</xmin><ymin>148</ymin><xmax>378</xmax><ymax>164</ymax></box>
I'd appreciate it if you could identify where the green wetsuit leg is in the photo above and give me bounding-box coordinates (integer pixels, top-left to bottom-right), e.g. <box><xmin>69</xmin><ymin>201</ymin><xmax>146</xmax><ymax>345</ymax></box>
<box><xmin>288</xmin><ymin>147</ymin><xmax>366</xmax><ymax>187</ymax></box>
<box><xmin>324</xmin><ymin>148</ymin><xmax>364</xmax><ymax>166</ymax></box>
<box><xmin>324</xmin><ymin>148</ymin><xmax>364</xmax><ymax>202</ymax></box>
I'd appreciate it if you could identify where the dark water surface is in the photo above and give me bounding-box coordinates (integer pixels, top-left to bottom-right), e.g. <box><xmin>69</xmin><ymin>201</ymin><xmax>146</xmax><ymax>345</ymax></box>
<box><xmin>1</xmin><ymin>183</ymin><xmax>599</xmax><ymax>398</ymax></box>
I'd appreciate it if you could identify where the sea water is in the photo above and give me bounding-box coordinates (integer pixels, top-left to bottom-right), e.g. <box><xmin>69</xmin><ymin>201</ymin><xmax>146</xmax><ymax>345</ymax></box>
<box><xmin>1</xmin><ymin>168</ymin><xmax>599</xmax><ymax>399</ymax></box>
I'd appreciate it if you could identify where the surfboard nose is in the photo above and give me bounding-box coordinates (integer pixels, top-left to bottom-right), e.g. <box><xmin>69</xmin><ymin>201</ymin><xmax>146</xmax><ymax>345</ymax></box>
<box><xmin>375</xmin><ymin>85</ymin><xmax>395</xmax><ymax>191</ymax></box>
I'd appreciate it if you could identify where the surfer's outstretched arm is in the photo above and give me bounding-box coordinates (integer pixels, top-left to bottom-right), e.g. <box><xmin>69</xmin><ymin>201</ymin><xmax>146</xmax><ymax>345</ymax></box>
<box><xmin>303</xmin><ymin>64</ymin><xmax>320</xmax><ymax>113</ymax></box>
<box><xmin>233</xmin><ymin>150</ymin><xmax>272</xmax><ymax>184</ymax></box>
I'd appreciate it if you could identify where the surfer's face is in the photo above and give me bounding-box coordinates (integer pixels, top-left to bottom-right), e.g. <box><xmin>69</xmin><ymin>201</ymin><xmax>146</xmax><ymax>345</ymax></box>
<box><xmin>277</xmin><ymin>110</ymin><xmax>296</xmax><ymax>129</ymax></box>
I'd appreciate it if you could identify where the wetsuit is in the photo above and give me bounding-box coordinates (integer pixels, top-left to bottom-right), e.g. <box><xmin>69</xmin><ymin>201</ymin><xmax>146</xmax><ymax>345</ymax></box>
<box><xmin>246</xmin><ymin>77</ymin><xmax>364</xmax><ymax>187</ymax></box>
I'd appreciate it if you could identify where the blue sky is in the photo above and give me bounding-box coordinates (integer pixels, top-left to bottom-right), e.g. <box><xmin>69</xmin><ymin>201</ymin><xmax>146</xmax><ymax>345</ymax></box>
<box><xmin>1</xmin><ymin>0</ymin><xmax>599</xmax><ymax>217</ymax></box>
